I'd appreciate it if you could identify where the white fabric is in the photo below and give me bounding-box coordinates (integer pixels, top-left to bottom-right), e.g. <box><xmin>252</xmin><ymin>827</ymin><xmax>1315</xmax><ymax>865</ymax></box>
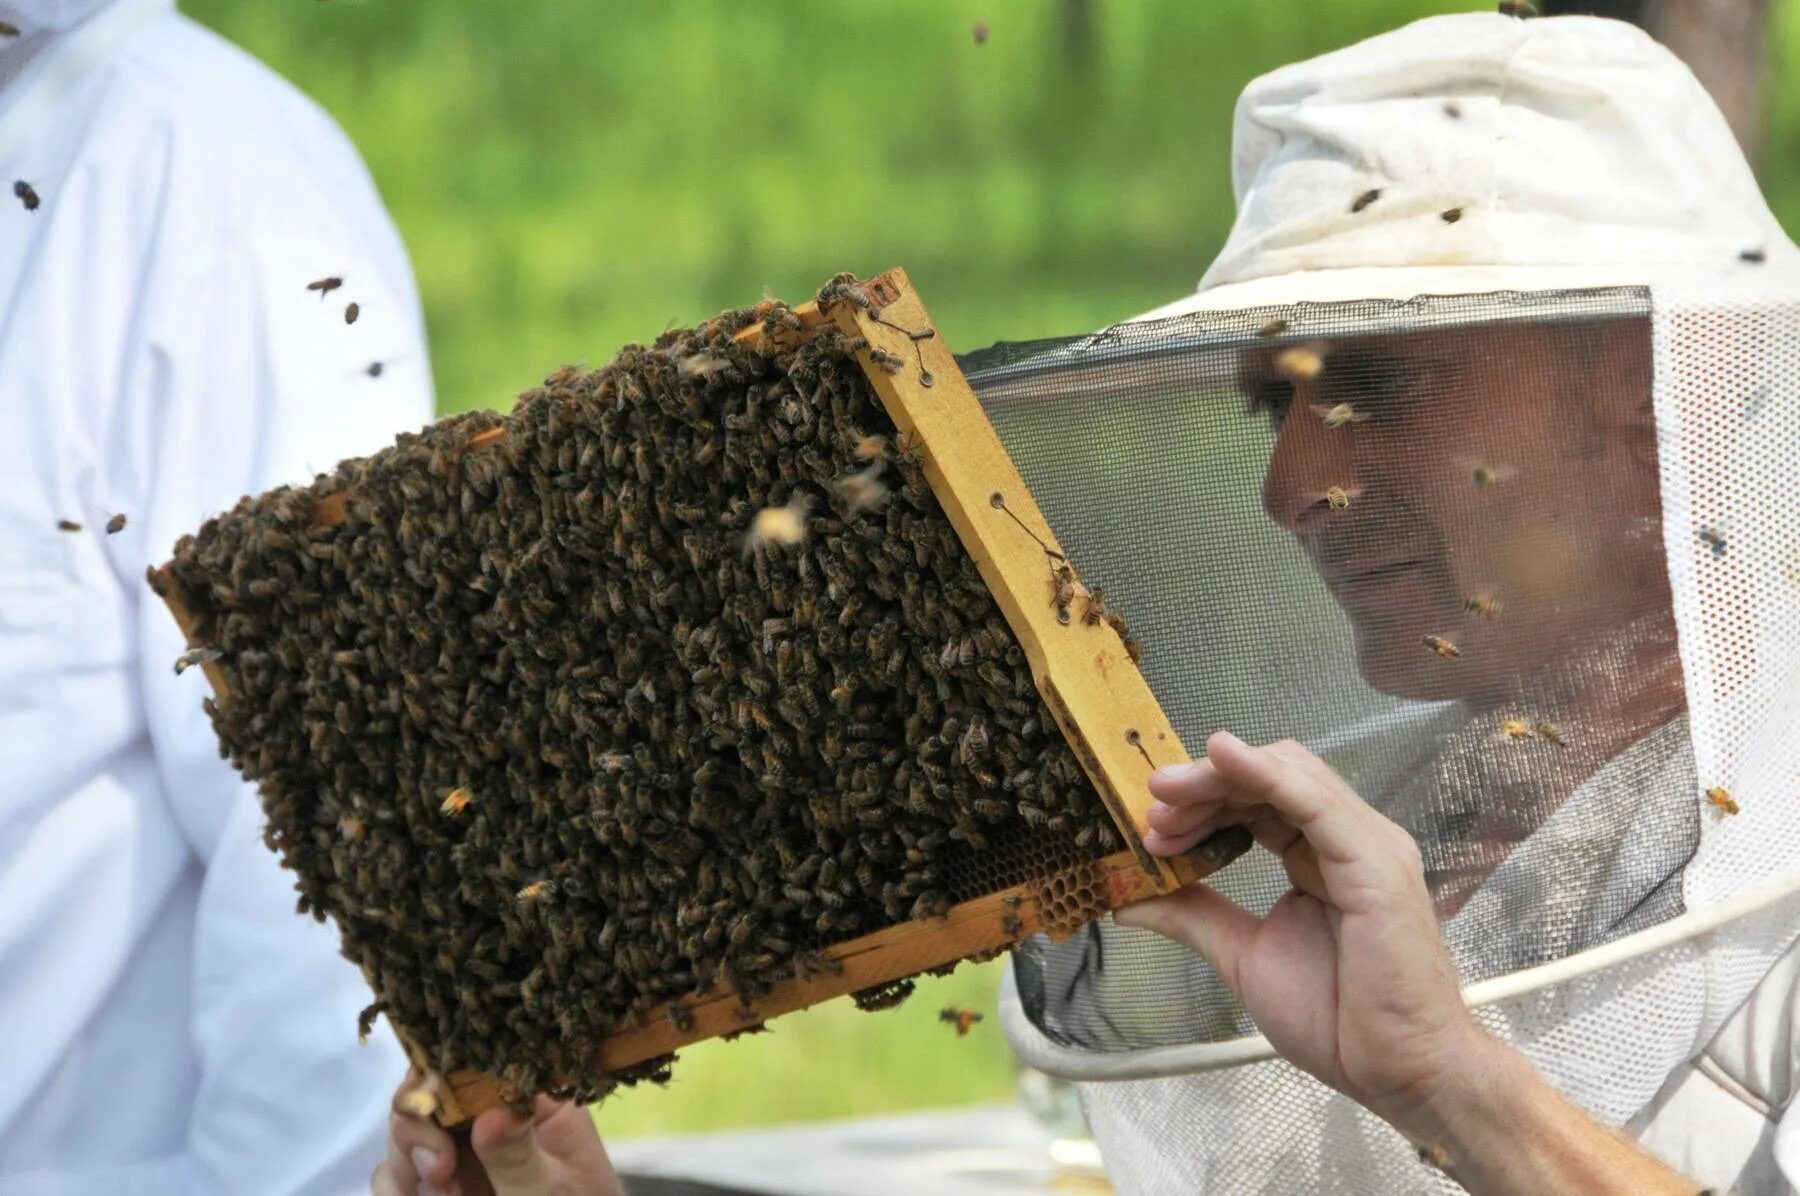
<box><xmin>0</xmin><ymin>4</ymin><xmax>434</xmax><ymax>1193</ymax></box>
<box><xmin>1134</xmin><ymin>14</ymin><xmax>1800</xmax><ymax>318</ymax></box>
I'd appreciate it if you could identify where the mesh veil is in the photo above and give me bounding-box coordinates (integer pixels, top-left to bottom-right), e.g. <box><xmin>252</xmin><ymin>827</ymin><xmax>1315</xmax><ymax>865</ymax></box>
<box><xmin>961</xmin><ymin>284</ymin><xmax>1800</xmax><ymax>1193</ymax></box>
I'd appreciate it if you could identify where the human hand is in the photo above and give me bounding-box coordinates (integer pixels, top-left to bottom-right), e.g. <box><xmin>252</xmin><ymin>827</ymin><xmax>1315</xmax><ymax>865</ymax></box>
<box><xmin>1116</xmin><ymin>730</ymin><xmax>1498</xmax><ymax>1130</ymax></box>
<box><xmin>372</xmin><ymin>1070</ymin><xmax>624</xmax><ymax>1196</ymax></box>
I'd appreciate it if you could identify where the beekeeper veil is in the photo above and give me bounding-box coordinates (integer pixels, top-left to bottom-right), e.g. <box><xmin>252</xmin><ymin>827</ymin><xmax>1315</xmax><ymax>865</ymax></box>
<box><xmin>963</xmin><ymin>14</ymin><xmax>1800</xmax><ymax>1193</ymax></box>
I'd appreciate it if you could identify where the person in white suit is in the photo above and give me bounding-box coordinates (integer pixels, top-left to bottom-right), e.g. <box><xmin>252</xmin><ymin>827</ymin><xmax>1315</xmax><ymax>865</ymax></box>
<box><xmin>0</xmin><ymin>2</ymin><xmax>434</xmax><ymax>1191</ymax></box>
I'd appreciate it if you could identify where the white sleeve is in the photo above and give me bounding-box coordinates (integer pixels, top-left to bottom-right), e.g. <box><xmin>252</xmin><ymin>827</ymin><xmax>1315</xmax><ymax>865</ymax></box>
<box><xmin>128</xmin><ymin>210</ymin><xmax>434</xmax><ymax>1196</ymax></box>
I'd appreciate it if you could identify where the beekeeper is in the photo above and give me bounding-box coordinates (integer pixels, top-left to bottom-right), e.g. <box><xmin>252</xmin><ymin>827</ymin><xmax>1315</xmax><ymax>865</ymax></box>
<box><xmin>0</xmin><ymin>1</ymin><xmax>434</xmax><ymax>1191</ymax></box>
<box><xmin>993</xmin><ymin>12</ymin><xmax>1800</xmax><ymax>1196</ymax></box>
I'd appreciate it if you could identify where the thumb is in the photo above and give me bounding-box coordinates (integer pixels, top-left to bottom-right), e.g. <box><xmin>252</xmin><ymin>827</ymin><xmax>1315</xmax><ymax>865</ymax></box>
<box><xmin>1114</xmin><ymin>882</ymin><xmax>1259</xmax><ymax>994</ymax></box>
<box><xmin>469</xmin><ymin>1108</ymin><xmax>555</xmax><ymax>1195</ymax></box>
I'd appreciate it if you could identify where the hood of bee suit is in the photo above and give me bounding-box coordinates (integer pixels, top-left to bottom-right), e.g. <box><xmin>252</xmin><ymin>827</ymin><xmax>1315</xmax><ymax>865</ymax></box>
<box><xmin>1133</xmin><ymin>12</ymin><xmax>1800</xmax><ymax>319</ymax></box>
<box><xmin>0</xmin><ymin>0</ymin><xmax>170</xmax><ymax>94</ymax></box>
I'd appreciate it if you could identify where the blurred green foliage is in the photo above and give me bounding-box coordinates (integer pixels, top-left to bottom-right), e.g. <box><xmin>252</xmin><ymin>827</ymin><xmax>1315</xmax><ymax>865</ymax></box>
<box><xmin>183</xmin><ymin>0</ymin><xmax>1800</xmax><ymax>1139</ymax></box>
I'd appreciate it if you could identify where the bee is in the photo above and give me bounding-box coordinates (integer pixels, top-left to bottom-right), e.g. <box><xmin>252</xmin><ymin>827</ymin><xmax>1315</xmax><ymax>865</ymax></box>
<box><xmin>867</xmin><ymin>347</ymin><xmax>906</xmax><ymax>374</ymax></box>
<box><xmin>1497</xmin><ymin>0</ymin><xmax>1538</xmax><ymax>16</ymax></box>
<box><xmin>1534</xmin><ymin>721</ymin><xmax>1566</xmax><ymax>745</ymax></box>
<box><xmin>396</xmin><ymin>1088</ymin><xmax>440</xmax><ymax>1119</ymax></box>
<box><xmin>744</xmin><ymin>495</ymin><xmax>811</xmax><ymax>552</ymax></box>
<box><xmin>516</xmin><ymin>879</ymin><xmax>554</xmax><ymax>904</ymax></box>
<box><xmin>0</xmin><ymin>21</ymin><xmax>18</xmax><ymax>37</ymax></box>
<box><xmin>972</xmin><ymin>21</ymin><xmax>989</xmax><ymax>44</ymax></box>
<box><xmin>339</xmin><ymin>815</ymin><xmax>366</xmax><ymax>840</ymax></box>
<box><xmin>1311</xmin><ymin>403</ymin><xmax>1369</xmax><ymax>429</ymax></box>
<box><xmin>440</xmin><ymin>787</ymin><xmax>473</xmax><ymax>816</ymax></box>
<box><xmin>1325</xmin><ymin>486</ymin><xmax>1350</xmax><ymax>510</ymax></box>
<box><xmin>939</xmin><ymin>1006</ymin><xmax>984</xmax><ymax>1036</ymax></box>
<box><xmin>57</xmin><ymin>519</ymin><xmax>82</xmax><ymax>532</ymax></box>
<box><xmin>1705</xmin><ymin>787</ymin><xmax>1739</xmax><ymax>815</ymax></box>
<box><xmin>1441</xmin><ymin>206</ymin><xmax>1465</xmax><ymax>224</ymax></box>
<box><xmin>1741</xmin><ymin>248</ymin><xmax>1768</xmax><ymax>265</ymax></box>
<box><xmin>1422</xmin><ymin>634</ymin><xmax>1460</xmax><ymax>658</ymax></box>
<box><xmin>1256</xmin><ymin>318</ymin><xmax>1289</xmax><ymax>339</ymax></box>
<box><xmin>1499</xmin><ymin>719</ymin><xmax>1534</xmax><ymax>740</ymax></box>
<box><xmin>1417</xmin><ymin>1142</ymin><xmax>1450</xmax><ymax>1169</ymax></box>
<box><xmin>306</xmin><ymin>276</ymin><xmax>344</xmax><ymax>300</ymax></box>
<box><xmin>365</xmin><ymin>360</ymin><xmax>387</xmax><ymax>378</ymax></box>
<box><xmin>1461</xmin><ymin>458</ymin><xmax>1514</xmax><ymax>490</ymax></box>
<box><xmin>1464</xmin><ymin>594</ymin><xmax>1502</xmax><ymax>618</ymax></box>
<box><xmin>1082</xmin><ymin>587</ymin><xmax>1107</xmax><ymax>625</ymax></box>
<box><xmin>1050</xmin><ymin>562</ymin><xmax>1076</xmax><ymax>610</ymax></box>
<box><xmin>1274</xmin><ymin>344</ymin><xmax>1326</xmax><ymax>382</ymax></box>
<box><xmin>1350</xmin><ymin>188</ymin><xmax>1382</xmax><ymax>213</ymax></box>
<box><xmin>357</xmin><ymin>1000</ymin><xmax>387</xmax><ymax>1044</ymax></box>
<box><xmin>853</xmin><ymin>434</ymin><xmax>887</xmax><ymax>462</ymax></box>
<box><xmin>344</xmin><ymin>302</ymin><xmax>360</xmax><ymax>325</ymax></box>
<box><xmin>13</xmin><ymin>180</ymin><xmax>39</xmax><ymax>211</ymax></box>
<box><xmin>105</xmin><ymin>513</ymin><xmax>128</xmax><ymax>534</ymax></box>
<box><xmin>1123</xmin><ymin>638</ymin><xmax>1144</xmax><ymax>664</ymax></box>
<box><xmin>174</xmin><ymin>646</ymin><xmax>224</xmax><ymax>675</ymax></box>
<box><xmin>1697</xmin><ymin>527</ymin><xmax>1728</xmax><ymax>558</ymax></box>
<box><xmin>1443</xmin><ymin>100</ymin><xmax>1463</xmax><ymax>119</ymax></box>
<box><xmin>836</xmin><ymin>463</ymin><xmax>890</xmax><ymax>513</ymax></box>
<box><xmin>678</xmin><ymin>352</ymin><xmax>730</xmax><ymax>380</ymax></box>
<box><xmin>1001</xmin><ymin>913</ymin><xmax>1024</xmax><ymax>936</ymax></box>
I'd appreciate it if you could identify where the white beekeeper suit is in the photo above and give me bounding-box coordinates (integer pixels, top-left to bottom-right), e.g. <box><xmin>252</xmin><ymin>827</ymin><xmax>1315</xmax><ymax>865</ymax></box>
<box><xmin>995</xmin><ymin>13</ymin><xmax>1800</xmax><ymax>1195</ymax></box>
<box><xmin>0</xmin><ymin>1</ymin><xmax>433</xmax><ymax>1191</ymax></box>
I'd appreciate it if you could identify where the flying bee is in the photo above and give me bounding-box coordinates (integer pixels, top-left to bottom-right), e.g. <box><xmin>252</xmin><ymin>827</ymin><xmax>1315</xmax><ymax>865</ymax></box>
<box><xmin>939</xmin><ymin>1006</ymin><xmax>983</xmax><ymax>1036</ymax></box>
<box><xmin>1497</xmin><ymin>0</ymin><xmax>1538</xmax><ymax>16</ymax></box>
<box><xmin>365</xmin><ymin>360</ymin><xmax>387</xmax><ymax>378</ymax></box>
<box><xmin>1464</xmin><ymin>594</ymin><xmax>1502</xmax><ymax>618</ymax></box>
<box><xmin>440</xmin><ymin>787</ymin><xmax>473</xmax><ymax>816</ymax></box>
<box><xmin>836</xmin><ymin>462</ymin><xmax>890</xmax><ymax>513</ymax></box>
<box><xmin>1350</xmin><ymin>188</ymin><xmax>1382</xmax><ymax>213</ymax></box>
<box><xmin>972</xmin><ymin>20</ymin><xmax>989</xmax><ymax>44</ymax></box>
<box><xmin>0</xmin><ymin>21</ymin><xmax>18</xmax><ymax>37</ymax></box>
<box><xmin>344</xmin><ymin>302</ymin><xmax>360</xmax><ymax>325</ymax></box>
<box><xmin>1325</xmin><ymin>486</ymin><xmax>1350</xmax><ymax>510</ymax></box>
<box><xmin>1422</xmin><ymin>634</ymin><xmax>1460</xmax><ymax>658</ymax></box>
<box><xmin>1441</xmin><ymin>206</ymin><xmax>1465</xmax><ymax>223</ymax></box>
<box><xmin>1499</xmin><ymin>719</ymin><xmax>1534</xmax><ymax>740</ymax></box>
<box><xmin>1697</xmin><ymin>527</ymin><xmax>1728</xmax><ymax>558</ymax></box>
<box><xmin>743</xmin><ymin>495</ymin><xmax>811</xmax><ymax>553</ymax></box>
<box><xmin>173</xmin><ymin>646</ymin><xmax>223</xmax><ymax>675</ymax></box>
<box><xmin>105</xmin><ymin>513</ymin><xmax>128</xmax><ymax>534</ymax></box>
<box><xmin>1311</xmin><ymin>402</ymin><xmax>1369</xmax><ymax>429</ymax></box>
<box><xmin>356</xmin><ymin>1000</ymin><xmax>387</xmax><ymax>1044</ymax></box>
<box><xmin>1705</xmin><ymin>786</ymin><xmax>1739</xmax><ymax>815</ymax></box>
<box><xmin>57</xmin><ymin>519</ymin><xmax>82</xmax><ymax>532</ymax></box>
<box><xmin>1274</xmin><ymin>343</ymin><xmax>1327</xmax><ymax>382</ymax></box>
<box><xmin>515</xmin><ymin>879</ymin><xmax>554</xmax><ymax>904</ymax></box>
<box><xmin>1256</xmin><ymin>318</ymin><xmax>1289</xmax><ymax>339</ymax></box>
<box><xmin>306</xmin><ymin>275</ymin><xmax>343</xmax><ymax>300</ymax></box>
<box><xmin>1460</xmin><ymin>458</ymin><xmax>1516</xmax><ymax>490</ymax></box>
<box><xmin>13</xmin><ymin>180</ymin><xmax>39</xmax><ymax>211</ymax></box>
<box><xmin>1535</xmin><ymin>721</ymin><xmax>1566</xmax><ymax>745</ymax></box>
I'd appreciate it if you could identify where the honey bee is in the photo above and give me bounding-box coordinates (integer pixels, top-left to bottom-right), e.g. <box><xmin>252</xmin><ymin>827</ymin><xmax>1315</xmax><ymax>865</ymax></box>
<box><xmin>1275</xmin><ymin>344</ymin><xmax>1326</xmax><ymax>382</ymax></box>
<box><xmin>365</xmin><ymin>360</ymin><xmax>387</xmax><ymax>378</ymax></box>
<box><xmin>339</xmin><ymin>815</ymin><xmax>366</xmax><ymax>840</ymax></box>
<box><xmin>105</xmin><ymin>513</ymin><xmax>128</xmax><ymax>534</ymax></box>
<box><xmin>678</xmin><ymin>352</ymin><xmax>730</xmax><ymax>380</ymax></box>
<box><xmin>1497</xmin><ymin>0</ymin><xmax>1538</xmax><ymax>16</ymax></box>
<box><xmin>1417</xmin><ymin>1142</ymin><xmax>1450</xmax><ymax>1169</ymax></box>
<box><xmin>867</xmin><ymin>347</ymin><xmax>905</xmax><ymax>375</ymax></box>
<box><xmin>1705</xmin><ymin>787</ymin><xmax>1739</xmax><ymax>815</ymax></box>
<box><xmin>173</xmin><ymin>646</ymin><xmax>223</xmax><ymax>675</ymax></box>
<box><xmin>396</xmin><ymin>1088</ymin><xmax>440</xmax><ymax>1119</ymax></box>
<box><xmin>344</xmin><ymin>302</ymin><xmax>360</xmax><ymax>325</ymax></box>
<box><xmin>0</xmin><ymin>21</ymin><xmax>18</xmax><ymax>37</ymax></box>
<box><xmin>516</xmin><ymin>879</ymin><xmax>554</xmax><ymax>904</ymax></box>
<box><xmin>1001</xmin><ymin>913</ymin><xmax>1024</xmax><ymax>936</ymax></box>
<box><xmin>1443</xmin><ymin>100</ymin><xmax>1463</xmax><ymax>119</ymax></box>
<box><xmin>1350</xmin><ymin>188</ymin><xmax>1382</xmax><ymax>213</ymax></box>
<box><xmin>1697</xmin><ymin>527</ymin><xmax>1728</xmax><ymax>558</ymax></box>
<box><xmin>1123</xmin><ymin>638</ymin><xmax>1144</xmax><ymax>664</ymax></box>
<box><xmin>836</xmin><ymin>463</ymin><xmax>890</xmax><ymax>513</ymax></box>
<box><xmin>853</xmin><ymin>434</ymin><xmax>887</xmax><ymax>462</ymax></box>
<box><xmin>1464</xmin><ymin>594</ymin><xmax>1502</xmax><ymax>618</ymax></box>
<box><xmin>1461</xmin><ymin>458</ymin><xmax>1514</xmax><ymax>490</ymax></box>
<box><xmin>939</xmin><ymin>1006</ymin><xmax>984</xmax><ymax>1036</ymax></box>
<box><xmin>306</xmin><ymin>276</ymin><xmax>344</xmax><ymax>300</ymax></box>
<box><xmin>1325</xmin><ymin>486</ymin><xmax>1350</xmax><ymax>510</ymax></box>
<box><xmin>357</xmin><ymin>1000</ymin><xmax>387</xmax><ymax>1044</ymax></box>
<box><xmin>1534</xmin><ymin>721</ymin><xmax>1565</xmax><ymax>745</ymax></box>
<box><xmin>1050</xmin><ymin>562</ymin><xmax>1076</xmax><ymax>610</ymax></box>
<box><xmin>1311</xmin><ymin>402</ymin><xmax>1370</xmax><ymax>429</ymax></box>
<box><xmin>744</xmin><ymin>495</ymin><xmax>811</xmax><ymax>552</ymax></box>
<box><xmin>1422</xmin><ymin>634</ymin><xmax>1460</xmax><ymax>658</ymax></box>
<box><xmin>1081</xmin><ymin>587</ymin><xmax>1106</xmax><ymax>625</ymax></box>
<box><xmin>13</xmin><ymin>180</ymin><xmax>39</xmax><ymax>211</ymax></box>
<box><xmin>972</xmin><ymin>21</ymin><xmax>989</xmax><ymax>44</ymax></box>
<box><xmin>1741</xmin><ymin>248</ymin><xmax>1768</xmax><ymax>265</ymax></box>
<box><xmin>1256</xmin><ymin>318</ymin><xmax>1290</xmax><ymax>339</ymax></box>
<box><xmin>57</xmin><ymin>519</ymin><xmax>82</xmax><ymax>532</ymax></box>
<box><xmin>1499</xmin><ymin>719</ymin><xmax>1534</xmax><ymax>740</ymax></box>
<box><xmin>440</xmin><ymin>787</ymin><xmax>473</xmax><ymax>816</ymax></box>
<box><xmin>1441</xmin><ymin>207</ymin><xmax>1465</xmax><ymax>223</ymax></box>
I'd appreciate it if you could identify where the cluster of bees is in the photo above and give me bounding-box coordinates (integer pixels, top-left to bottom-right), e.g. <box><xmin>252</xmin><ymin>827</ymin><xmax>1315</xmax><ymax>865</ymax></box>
<box><xmin>156</xmin><ymin>282</ymin><xmax>1117</xmax><ymax>1104</ymax></box>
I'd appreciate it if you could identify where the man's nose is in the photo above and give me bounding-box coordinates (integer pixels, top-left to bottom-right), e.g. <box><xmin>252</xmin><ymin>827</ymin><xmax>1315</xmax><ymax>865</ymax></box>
<box><xmin>1261</xmin><ymin>397</ymin><xmax>1360</xmax><ymax>531</ymax></box>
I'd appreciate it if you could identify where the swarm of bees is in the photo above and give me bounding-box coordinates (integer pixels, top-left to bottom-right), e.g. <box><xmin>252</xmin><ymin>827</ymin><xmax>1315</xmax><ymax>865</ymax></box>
<box><xmin>159</xmin><ymin>281</ymin><xmax>1115</xmax><ymax>1106</ymax></box>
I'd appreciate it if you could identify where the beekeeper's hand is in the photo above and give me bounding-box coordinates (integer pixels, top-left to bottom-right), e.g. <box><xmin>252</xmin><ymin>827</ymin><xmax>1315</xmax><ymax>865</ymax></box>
<box><xmin>1118</xmin><ymin>731</ymin><xmax>1696</xmax><ymax>1196</ymax></box>
<box><xmin>373</xmin><ymin>1070</ymin><xmax>624</xmax><ymax>1196</ymax></box>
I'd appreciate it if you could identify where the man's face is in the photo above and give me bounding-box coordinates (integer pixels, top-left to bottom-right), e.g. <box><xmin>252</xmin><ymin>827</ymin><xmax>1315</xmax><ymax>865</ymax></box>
<box><xmin>1244</xmin><ymin>319</ymin><xmax>1668</xmax><ymax>703</ymax></box>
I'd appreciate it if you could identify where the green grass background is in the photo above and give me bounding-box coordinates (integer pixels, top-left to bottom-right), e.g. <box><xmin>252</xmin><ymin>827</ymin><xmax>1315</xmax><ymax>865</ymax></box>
<box><xmin>182</xmin><ymin>0</ymin><xmax>1800</xmax><ymax>1139</ymax></box>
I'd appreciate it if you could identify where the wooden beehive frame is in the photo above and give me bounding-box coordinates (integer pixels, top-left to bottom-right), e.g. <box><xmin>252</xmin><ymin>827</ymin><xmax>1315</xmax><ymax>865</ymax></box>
<box><xmin>151</xmin><ymin>268</ymin><xmax>1248</xmax><ymax>1123</ymax></box>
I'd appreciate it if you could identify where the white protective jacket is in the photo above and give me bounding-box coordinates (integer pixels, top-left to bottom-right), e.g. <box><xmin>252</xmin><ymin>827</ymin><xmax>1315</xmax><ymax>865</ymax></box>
<box><xmin>0</xmin><ymin>1</ymin><xmax>434</xmax><ymax>1191</ymax></box>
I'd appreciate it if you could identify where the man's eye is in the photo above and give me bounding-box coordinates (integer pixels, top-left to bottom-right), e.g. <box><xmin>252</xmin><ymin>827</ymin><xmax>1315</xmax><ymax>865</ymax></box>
<box><xmin>1246</xmin><ymin>380</ymin><xmax>1293</xmax><ymax>427</ymax></box>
